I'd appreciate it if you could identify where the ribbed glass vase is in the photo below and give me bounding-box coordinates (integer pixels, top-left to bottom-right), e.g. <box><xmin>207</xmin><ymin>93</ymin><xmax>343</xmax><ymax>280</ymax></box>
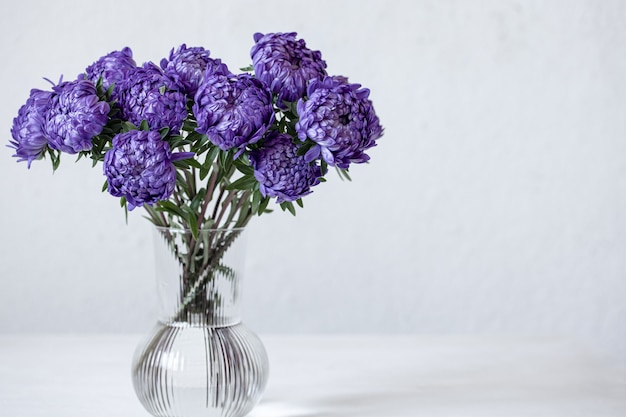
<box><xmin>131</xmin><ymin>227</ymin><xmax>269</xmax><ymax>417</ymax></box>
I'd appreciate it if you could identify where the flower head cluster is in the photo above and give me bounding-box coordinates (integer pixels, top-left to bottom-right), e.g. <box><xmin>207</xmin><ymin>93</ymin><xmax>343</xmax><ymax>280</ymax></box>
<box><xmin>250</xmin><ymin>132</ymin><xmax>323</xmax><ymax>203</ymax></box>
<box><xmin>85</xmin><ymin>47</ymin><xmax>136</xmax><ymax>101</ymax></box>
<box><xmin>46</xmin><ymin>78</ymin><xmax>110</xmax><ymax>154</ymax></box>
<box><xmin>193</xmin><ymin>66</ymin><xmax>274</xmax><ymax>152</ymax></box>
<box><xmin>9</xmin><ymin>89</ymin><xmax>52</xmax><ymax>167</ymax></box>
<box><xmin>296</xmin><ymin>77</ymin><xmax>383</xmax><ymax>169</ymax></box>
<box><xmin>117</xmin><ymin>63</ymin><xmax>187</xmax><ymax>132</ymax></box>
<box><xmin>10</xmin><ymin>33</ymin><xmax>383</xmax><ymax>227</ymax></box>
<box><xmin>160</xmin><ymin>44</ymin><xmax>225</xmax><ymax>97</ymax></box>
<box><xmin>103</xmin><ymin>130</ymin><xmax>192</xmax><ymax>211</ymax></box>
<box><xmin>251</xmin><ymin>32</ymin><xmax>327</xmax><ymax>104</ymax></box>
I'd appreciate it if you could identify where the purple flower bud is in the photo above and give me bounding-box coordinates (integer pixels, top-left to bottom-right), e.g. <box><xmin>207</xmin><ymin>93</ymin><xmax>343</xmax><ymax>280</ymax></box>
<box><xmin>160</xmin><ymin>44</ymin><xmax>226</xmax><ymax>97</ymax></box>
<box><xmin>103</xmin><ymin>130</ymin><xmax>190</xmax><ymax>210</ymax></box>
<box><xmin>296</xmin><ymin>76</ymin><xmax>383</xmax><ymax>169</ymax></box>
<box><xmin>250</xmin><ymin>132</ymin><xmax>323</xmax><ymax>203</ymax></box>
<box><xmin>85</xmin><ymin>47</ymin><xmax>136</xmax><ymax>101</ymax></box>
<box><xmin>251</xmin><ymin>32</ymin><xmax>327</xmax><ymax>105</ymax></box>
<box><xmin>117</xmin><ymin>63</ymin><xmax>187</xmax><ymax>132</ymax></box>
<box><xmin>193</xmin><ymin>68</ymin><xmax>274</xmax><ymax>152</ymax></box>
<box><xmin>9</xmin><ymin>89</ymin><xmax>53</xmax><ymax>167</ymax></box>
<box><xmin>45</xmin><ymin>78</ymin><xmax>110</xmax><ymax>154</ymax></box>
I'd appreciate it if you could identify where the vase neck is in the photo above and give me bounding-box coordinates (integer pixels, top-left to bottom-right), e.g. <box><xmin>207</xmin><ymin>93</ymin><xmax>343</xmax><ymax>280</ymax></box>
<box><xmin>164</xmin><ymin>313</ymin><xmax>241</xmax><ymax>328</ymax></box>
<box><xmin>152</xmin><ymin>227</ymin><xmax>247</xmax><ymax>328</ymax></box>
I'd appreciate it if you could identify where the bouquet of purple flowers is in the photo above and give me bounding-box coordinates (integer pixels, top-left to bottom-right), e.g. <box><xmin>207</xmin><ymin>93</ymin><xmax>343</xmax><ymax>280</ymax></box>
<box><xmin>9</xmin><ymin>32</ymin><xmax>383</xmax><ymax>234</ymax></box>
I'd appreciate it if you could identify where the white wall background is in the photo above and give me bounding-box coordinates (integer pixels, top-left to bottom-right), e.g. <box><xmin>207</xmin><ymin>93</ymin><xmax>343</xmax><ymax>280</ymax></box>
<box><xmin>1</xmin><ymin>0</ymin><xmax>625</xmax><ymax>364</ymax></box>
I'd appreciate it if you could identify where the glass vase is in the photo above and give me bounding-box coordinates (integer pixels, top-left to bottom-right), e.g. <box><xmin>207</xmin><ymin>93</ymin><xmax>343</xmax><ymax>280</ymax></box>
<box><xmin>131</xmin><ymin>227</ymin><xmax>269</xmax><ymax>417</ymax></box>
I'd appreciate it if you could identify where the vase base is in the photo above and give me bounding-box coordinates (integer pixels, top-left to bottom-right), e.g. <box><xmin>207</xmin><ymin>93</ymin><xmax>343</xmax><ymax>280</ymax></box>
<box><xmin>132</xmin><ymin>321</ymin><xmax>269</xmax><ymax>417</ymax></box>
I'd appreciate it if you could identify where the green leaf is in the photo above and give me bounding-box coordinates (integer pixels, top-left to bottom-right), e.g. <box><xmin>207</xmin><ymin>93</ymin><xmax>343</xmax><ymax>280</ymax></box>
<box><xmin>175</xmin><ymin>171</ymin><xmax>187</xmax><ymax>187</ymax></box>
<box><xmin>285</xmin><ymin>121</ymin><xmax>297</xmax><ymax>137</ymax></box>
<box><xmin>287</xmin><ymin>101</ymin><xmax>298</xmax><ymax>116</ymax></box>
<box><xmin>187</xmin><ymin>158</ymin><xmax>202</xmax><ymax>169</ymax></box>
<box><xmin>239</xmin><ymin>64</ymin><xmax>254</xmax><ymax>72</ymax></box>
<box><xmin>280</xmin><ymin>201</ymin><xmax>296</xmax><ymax>216</ymax></box>
<box><xmin>234</xmin><ymin>159</ymin><xmax>254</xmax><ymax>176</ymax></box>
<box><xmin>120</xmin><ymin>197</ymin><xmax>128</xmax><ymax>224</ymax></box>
<box><xmin>235</xmin><ymin>197</ymin><xmax>253</xmax><ymax>227</ymax></box>
<box><xmin>190</xmin><ymin>187</ymin><xmax>205</xmax><ymax>210</ymax></box>
<box><xmin>189</xmin><ymin>217</ymin><xmax>199</xmax><ymax>239</ymax></box>
<box><xmin>94</xmin><ymin>75</ymin><xmax>103</xmax><ymax>91</ymax></box>
<box><xmin>155</xmin><ymin>200</ymin><xmax>187</xmax><ymax>220</ymax></box>
<box><xmin>296</xmin><ymin>198</ymin><xmax>304</xmax><ymax>208</ymax></box>
<box><xmin>173</xmin><ymin>158</ymin><xmax>201</xmax><ymax>170</ymax></box>
<box><xmin>204</xmin><ymin>145</ymin><xmax>220</xmax><ymax>168</ymax></box>
<box><xmin>101</xmin><ymin>180</ymin><xmax>108</xmax><ymax>192</ymax></box>
<box><xmin>47</xmin><ymin>148</ymin><xmax>61</xmax><ymax>172</ymax></box>
<box><xmin>139</xmin><ymin>120</ymin><xmax>150</xmax><ymax>131</ymax></box>
<box><xmin>159</xmin><ymin>85</ymin><xmax>166</xmax><ymax>95</ymax></box>
<box><xmin>321</xmin><ymin>160</ymin><xmax>328</xmax><ymax>176</ymax></box>
<box><xmin>142</xmin><ymin>205</ymin><xmax>168</xmax><ymax>227</ymax></box>
<box><xmin>227</xmin><ymin>175</ymin><xmax>258</xmax><ymax>191</ymax></box>
<box><xmin>185</xmin><ymin>130</ymin><xmax>202</xmax><ymax>141</ymax></box>
<box><xmin>251</xmin><ymin>190</ymin><xmax>262</xmax><ymax>214</ymax></box>
<box><xmin>219</xmin><ymin>149</ymin><xmax>234</xmax><ymax>173</ymax></box>
<box><xmin>296</xmin><ymin>140</ymin><xmax>315</xmax><ymax>157</ymax></box>
<box><xmin>121</xmin><ymin>121</ymin><xmax>137</xmax><ymax>132</ymax></box>
<box><xmin>195</xmin><ymin>140</ymin><xmax>213</xmax><ymax>155</ymax></box>
<box><xmin>167</xmin><ymin>135</ymin><xmax>189</xmax><ymax>148</ymax></box>
<box><xmin>184</xmin><ymin>207</ymin><xmax>199</xmax><ymax>239</ymax></box>
<box><xmin>258</xmin><ymin>195</ymin><xmax>270</xmax><ymax>215</ymax></box>
<box><xmin>159</xmin><ymin>127</ymin><xmax>171</xmax><ymax>139</ymax></box>
<box><xmin>105</xmin><ymin>83</ymin><xmax>115</xmax><ymax>100</ymax></box>
<box><xmin>335</xmin><ymin>166</ymin><xmax>352</xmax><ymax>181</ymax></box>
<box><xmin>189</xmin><ymin>133</ymin><xmax>209</xmax><ymax>153</ymax></box>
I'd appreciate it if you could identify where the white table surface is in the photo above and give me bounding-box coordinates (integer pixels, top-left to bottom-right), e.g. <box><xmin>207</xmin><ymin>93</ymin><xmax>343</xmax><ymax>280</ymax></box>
<box><xmin>1</xmin><ymin>334</ymin><xmax>625</xmax><ymax>417</ymax></box>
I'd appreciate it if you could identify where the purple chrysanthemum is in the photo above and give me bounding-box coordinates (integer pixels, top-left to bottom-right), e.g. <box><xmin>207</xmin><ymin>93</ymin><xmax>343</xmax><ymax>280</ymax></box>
<box><xmin>85</xmin><ymin>47</ymin><xmax>136</xmax><ymax>101</ymax></box>
<box><xmin>250</xmin><ymin>32</ymin><xmax>327</xmax><ymax>104</ymax></box>
<box><xmin>296</xmin><ymin>77</ymin><xmax>383</xmax><ymax>169</ymax></box>
<box><xmin>117</xmin><ymin>63</ymin><xmax>187</xmax><ymax>132</ymax></box>
<box><xmin>9</xmin><ymin>89</ymin><xmax>53</xmax><ymax>167</ymax></box>
<box><xmin>45</xmin><ymin>78</ymin><xmax>110</xmax><ymax>154</ymax></box>
<box><xmin>160</xmin><ymin>44</ymin><xmax>226</xmax><ymax>97</ymax></box>
<box><xmin>103</xmin><ymin>130</ymin><xmax>193</xmax><ymax>210</ymax></box>
<box><xmin>193</xmin><ymin>66</ymin><xmax>274</xmax><ymax>152</ymax></box>
<box><xmin>250</xmin><ymin>132</ymin><xmax>323</xmax><ymax>203</ymax></box>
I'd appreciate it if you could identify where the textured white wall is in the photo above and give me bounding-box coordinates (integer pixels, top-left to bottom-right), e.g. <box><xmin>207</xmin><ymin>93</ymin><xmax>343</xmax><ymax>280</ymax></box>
<box><xmin>1</xmin><ymin>0</ymin><xmax>625</xmax><ymax>364</ymax></box>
